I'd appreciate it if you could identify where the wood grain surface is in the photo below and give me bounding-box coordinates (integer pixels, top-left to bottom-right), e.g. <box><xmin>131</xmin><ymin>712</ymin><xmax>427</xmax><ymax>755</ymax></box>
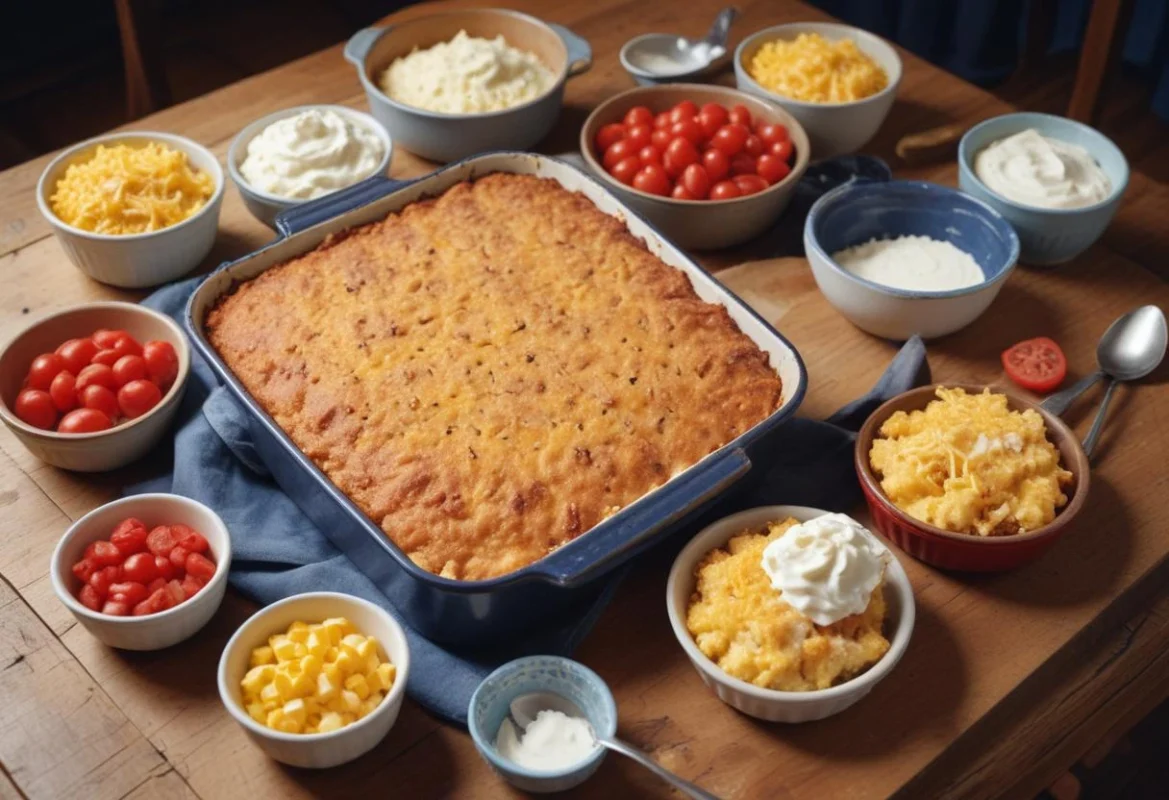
<box><xmin>1</xmin><ymin>1</ymin><xmax>1168</xmax><ymax>799</ymax></box>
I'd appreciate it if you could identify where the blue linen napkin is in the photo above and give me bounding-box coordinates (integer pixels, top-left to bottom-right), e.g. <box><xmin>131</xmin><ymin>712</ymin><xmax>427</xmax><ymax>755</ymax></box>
<box><xmin>128</xmin><ymin>155</ymin><xmax>925</xmax><ymax>725</ymax></box>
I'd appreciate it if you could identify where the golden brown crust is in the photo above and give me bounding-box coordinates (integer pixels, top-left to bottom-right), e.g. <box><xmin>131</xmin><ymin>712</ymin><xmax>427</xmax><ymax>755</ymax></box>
<box><xmin>206</xmin><ymin>174</ymin><xmax>782</xmax><ymax>580</ymax></box>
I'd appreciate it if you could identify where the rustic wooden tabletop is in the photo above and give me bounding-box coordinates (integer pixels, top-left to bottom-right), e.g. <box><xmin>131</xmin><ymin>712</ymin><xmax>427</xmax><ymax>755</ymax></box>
<box><xmin>2</xmin><ymin>1</ymin><xmax>1168</xmax><ymax>799</ymax></box>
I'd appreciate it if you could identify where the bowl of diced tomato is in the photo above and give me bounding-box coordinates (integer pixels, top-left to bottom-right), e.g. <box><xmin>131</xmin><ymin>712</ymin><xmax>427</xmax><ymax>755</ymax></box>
<box><xmin>579</xmin><ymin>83</ymin><xmax>810</xmax><ymax>250</ymax></box>
<box><xmin>0</xmin><ymin>301</ymin><xmax>190</xmax><ymax>471</ymax></box>
<box><xmin>51</xmin><ymin>493</ymin><xmax>231</xmax><ymax>650</ymax></box>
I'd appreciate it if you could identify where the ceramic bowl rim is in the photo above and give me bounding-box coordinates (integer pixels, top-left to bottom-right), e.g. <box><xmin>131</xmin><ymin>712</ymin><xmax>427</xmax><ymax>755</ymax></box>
<box><xmin>467</xmin><ymin>655</ymin><xmax>617</xmax><ymax>780</ymax></box>
<box><xmin>958</xmin><ymin>111</ymin><xmax>1129</xmax><ymax>217</ymax></box>
<box><xmin>804</xmin><ymin>179</ymin><xmax>1021</xmax><ymax>299</ymax></box>
<box><xmin>733</xmin><ymin>21</ymin><xmax>903</xmax><ymax>110</ymax></box>
<box><xmin>578</xmin><ymin>83</ymin><xmax>811</xmax><ymax>207</ymax></box>
<box><xmin>35</xmin><ymin>130</ymin><xmax>225</xmax><ymax>242</ymax></box>
<box><xmin>227</xmin><ymin>104</ymin><xmax>393</xmax><ymax>206</ymax></box>
<box><xmin>854</xmin><ymin>383</ymin><xmax>1091</xmax><ymax>546</ymax></box>
<box><xmin>665</xmin><ymin>504</ymin><xmax>916</xmax><ymax>706</ymax></box>
<box><xmin>216</xmin><ymin>591</ymin><xmax>411</xmax><ymax>744</ymax></box>
<box><xmin>50</xmin><ymin>493</ymin><xmax>232</xmax><ymax>625</ymax></box>
<box><xmin>0</xmin><ymin>301</ymin><xmax>191</xmax><ymax>441</ymax></box>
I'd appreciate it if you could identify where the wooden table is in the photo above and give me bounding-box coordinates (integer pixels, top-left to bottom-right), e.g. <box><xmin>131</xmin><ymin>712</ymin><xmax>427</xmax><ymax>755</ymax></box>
<box><xmin>2</xmin><ymin>2</ymin><xmax>1168</xmax><ymax>798</ymax></box>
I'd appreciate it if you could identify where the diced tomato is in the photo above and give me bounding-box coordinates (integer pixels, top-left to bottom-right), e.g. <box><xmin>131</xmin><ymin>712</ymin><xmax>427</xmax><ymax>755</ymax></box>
<box><xmin>146</xmin><ymin>525</ymin><xmax>179</xmax><ymax>556</ymax></box>
<box><xmin>122</xmin><ymin>552</ymin><xmax>158</xmax><ymax>583</ymax></box>
<box><xmin>72</xmin><ymin>557</ymin><xmax>99</xmax><ymax>584</ymax></box>
<box><xmin>78</xmin><ymin>583</ymin><xmax>102</xmax><ymax>611</ymax></box>
<box><xmin>88</xmin><ymin>565</ymin><xmax>122</xmax><ymax>598</ymax></box>
<box><xmin>146</xmin><ymin>577</ymin><xmax>167</xmax><ymax>594</ymax></box>
<box><xmin>110</xmin><ymin>519</ymin><xmax>148</xmax><ymax>554</ymax></box>
<box><xmin>101</xmin><ymin>600</ymin><xmax>131</xmax><ymax>616</ymax></box>
<box><xmin>154</xmin><ymin>555</ymin><xmax>176</xmax><ymax>581</ymax></box>
<box><xmin>163</xmin><ymin>580</ymin><xmax>185</xmax><ymax>607</ymax></box>
<box><xmin>172</xmin><ymin>524</ymin><xmax>208</xmax><ymax>554</ymax></box>
<box><xmin>185</xmin><ymin>552</ymin><xmax>216</xmax><ymax>582</ymax></box>
<box><xmin>1002</xmin><ymin>337</ymin><xmax>1067</xmax><ymax>393</ymax></box>
<box><xmin>108</xmin><ymin>581</ymin><xmax>148</xmax><ymax>605</ymax></box>
<box><xmin>89</xmin><ymin>540</ymin><xmax>122</xmax><ymax>567</ymax></box>
<box><xmin>168</xmin><ymin>545</ymin><xmax>190</xmax><ymax>570</ymax></box>
<box><xmin>180</xmin><ymin>574</ymin><xmax>205</xmax><ymax>599</ymax></box>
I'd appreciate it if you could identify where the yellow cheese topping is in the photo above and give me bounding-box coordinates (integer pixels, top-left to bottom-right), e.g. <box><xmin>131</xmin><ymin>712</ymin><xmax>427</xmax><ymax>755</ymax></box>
<box><xmin>241</xmin><ymin>617</ymin><xmax>396</xmax><ymax>735</ymax></box>
<box><xmin>50</xmin><ymin>142</ymin><xmax>215</xmax><ymax>235</ymax></box>
<box><xmin>748</xmin><ymin>33</ymin><xmax>888</xmax><ymax>103</ymax></box>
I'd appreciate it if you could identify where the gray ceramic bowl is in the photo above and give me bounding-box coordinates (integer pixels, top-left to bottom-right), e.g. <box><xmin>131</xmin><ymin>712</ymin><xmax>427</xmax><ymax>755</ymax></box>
<box><xmin>579</xmin><ymin>84</ymin><xmax>810</xmax><ymax>250</ymax></box>
<box><xmin>227</xmin><ymin>105</ymin><xmax>392</xmax><ymax>229</ymax></box>
<box><xmin>344</xmin><ymin>9</ymin><xmax>591</xmax><ymax>164</ymax></box>
<box><xmin>958</xmin><ymin>112</ymin><xmax>1128</xmax><ymax>265</ymax></box>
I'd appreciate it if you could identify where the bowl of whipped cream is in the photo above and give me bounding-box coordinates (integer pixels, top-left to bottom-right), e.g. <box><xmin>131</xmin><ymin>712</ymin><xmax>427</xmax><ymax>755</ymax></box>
<box><xmin>958</xmin><ymin>112</ymin><xmax>1128</xmax><ymax>265</ymax></box>
<box><xmin>228</xmin><ymin>105</ymin><xmax>392</xmax><ymax>228</ymax></box>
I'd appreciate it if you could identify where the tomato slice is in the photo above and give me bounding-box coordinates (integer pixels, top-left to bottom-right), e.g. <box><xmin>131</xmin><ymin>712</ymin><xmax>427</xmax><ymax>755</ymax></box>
<box><xmin>1002</xmin><ymin>337</ymin><xmax>1067</xmax><ymax>393</ymax></box>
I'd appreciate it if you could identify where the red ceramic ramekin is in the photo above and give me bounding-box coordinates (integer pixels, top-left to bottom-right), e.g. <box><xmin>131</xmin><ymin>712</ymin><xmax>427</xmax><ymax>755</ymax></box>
<box><xmin>854</xmin><ymin>384</ymin><xmax>1090</xmax><ymax>572</ymax></box>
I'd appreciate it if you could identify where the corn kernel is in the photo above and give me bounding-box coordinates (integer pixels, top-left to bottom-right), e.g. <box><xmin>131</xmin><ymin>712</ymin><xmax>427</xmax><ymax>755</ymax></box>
<box><xmin>377</xmin><ymin>662</ymin><xmax>396</xmax><ymax>691</ymax></box>
<box><xmin>291</xmin><ymin>671</ymin><xmax>315</xmax><ymax>697</ymax></box>
<box><xmin>306</xmin><ymin>630</ymin><xmax>329</xmax><ymax>658</ymax></box>
<box><xmin>340</xmin><ymin>689</ymin><xmax>361</xmax><ymax>713</ymax></box>
<box><xmin>273</xmin><ymin>669</ymin><xmax>295</xmax><ymax>699</ymax></box>
<box><xmin>260</xmin><ymin>682</ymin><xmax>281</xmax><ymax>705</ymax></box>
<box><xmin>326</xmin><ymin>646</ymin><xmax>339</xmax><ymax>661</ymax></box>
<box><xmin>288</xmin><ymin>627</ymin><xmax>309</xmax><ymax>645</ymax></box>
<box><xmin>361</xmin><ymin>696</ymin><xmax>382</xmax><ymax>717</ymax></box>
<box><xmin>322</xmin><ymin>617</ymin><xmax>353</xmax><ymax>643</ymax></box>
<box><xmin>283</xmin><ymin>698</ymin><xmax>307</xmax><ymax>727</ymax></box>
<box><xmin>249</xmin><ymin>646</ymin><xmax>275</xmax><ymax>667</ymax></box>
<box><xmin>317</xmin><ymin>671</ymin><xmax>339</xmax><ymax>701</ymax></box>
<box><xmin>242</xmin><ymin>664</ymin><xmax>274</xmax><ymax>694</ymax></box>
<box><xmin>271</xmin><ymin>636</ymin><xmax>297</xmax><ymax>661</ymax></box>
<box><xmin>318</xmin><ymin>711</ymin><xmax>345</xmax><ymax>733</ymax></box>
<box><xmin>293</xmin><ymin>642</ymin><xmax>308</xmax><ymax>659</ymax></box>
<box><xmin>246</xmin><ymin>702</ymin><xmax>267</xmax><ymax>724</ymax></box>
<box><xmin>345</xmin><ymin>673</ymin><xmax>371</xmax><ymax>701</ymax></box>
<box><xmin>334</xmin><ymin>650</ymin><xmax>359</xmax><ymax>676</ymax></box>
<box><xmin>300</xmin><ymin>654</ymin><xmax>322</xmax><ymax>679</ymax></box>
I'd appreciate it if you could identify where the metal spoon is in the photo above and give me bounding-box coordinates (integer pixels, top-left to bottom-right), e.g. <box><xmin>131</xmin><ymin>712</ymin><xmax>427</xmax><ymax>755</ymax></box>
<box><xmin>620</xmin><ymin>7</ymin><xmax>739</xmax><ymax>84</ymax></box>
<box><xmin>507</xmin><ymin>692</ymin><xmax>721</xmax><ymax>800</ymax></box>
<box><xmin>1041</xmin><ymin>305</ymin><xmax>1168</xmax><ymax>421</ymax></box>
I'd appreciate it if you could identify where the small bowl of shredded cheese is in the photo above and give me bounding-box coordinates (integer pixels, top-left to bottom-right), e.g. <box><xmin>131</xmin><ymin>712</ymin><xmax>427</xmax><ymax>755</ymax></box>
<box><xmin>734</xmin><ymin>22</ymin><xmax>901</xmax><ymax>157</ymax></box>
<box><xmin>37</xmin><ymin>131</ymin><xmax>224</xmax><ymax>288</ymax></box>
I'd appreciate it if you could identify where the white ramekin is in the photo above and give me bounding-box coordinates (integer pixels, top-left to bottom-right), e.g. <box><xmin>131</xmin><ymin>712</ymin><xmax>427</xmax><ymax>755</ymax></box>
<box><xmin>36</xmin><ymin>130</ymin><xmax>225</xmax><ymax>288</ymax></box>
<box><xmin>50</xmin><ymin>493</ymin><xmax>232</xmax><ymax>650</ymax></box>
<box><xmin>666</xmin><ymin>505</ymin><xmax>915</xmax><ymax>723</ymax></box>
<box><xmin>218</xmin><ymin>592</ymin><xmax>411</xmax><ymax>769</ymax></box>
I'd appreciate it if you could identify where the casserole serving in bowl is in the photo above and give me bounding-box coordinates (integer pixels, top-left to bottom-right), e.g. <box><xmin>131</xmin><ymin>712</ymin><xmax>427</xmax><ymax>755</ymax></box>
<box><xmin>186</xmin><ymin>152</ymin><xmax>806</xmax><ymax>644</ymax></box>
<box><xmin>344</xmin><ymin>9</ymin><xmax>591</xmax><ymax>163</ymax></box>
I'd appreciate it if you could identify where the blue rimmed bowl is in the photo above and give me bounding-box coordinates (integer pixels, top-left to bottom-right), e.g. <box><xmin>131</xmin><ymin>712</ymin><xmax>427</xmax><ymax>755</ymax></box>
<box><xmin>804</xmin><ymin>180</ymin><xmax>1020</xmax><ymax>341</ymax></box>
<box><xmin>958</xmin><ymin>112</ymin><xmax>1128</xmax><ymax>265</ymax></box>
<box><xmin>468</xmin><ymin>656</ymin><xmax>617</xmax><ymax>794</ymax></box>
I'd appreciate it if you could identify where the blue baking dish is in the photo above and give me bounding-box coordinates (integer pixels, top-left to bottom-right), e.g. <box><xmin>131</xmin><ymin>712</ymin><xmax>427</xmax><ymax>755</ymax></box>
<box><xmin>186</xmin><ymin>152</ymin><xmax>807</xmax><ymax>644</ymax></box>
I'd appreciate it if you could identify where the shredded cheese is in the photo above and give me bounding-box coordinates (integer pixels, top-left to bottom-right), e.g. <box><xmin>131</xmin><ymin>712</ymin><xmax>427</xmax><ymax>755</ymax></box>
<box><xmin>50</xmin><ymin>142</ymin><xmax>215</xmax><ymax>235</ymax></box>
<box><xmin>748</xmin><ymin>33</ymin><xmax>888</xmax><ymax>103</ymax></box>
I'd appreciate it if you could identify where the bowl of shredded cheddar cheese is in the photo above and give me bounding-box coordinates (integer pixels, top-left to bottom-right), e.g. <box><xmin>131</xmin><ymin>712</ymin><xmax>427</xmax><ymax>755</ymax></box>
<box><xmin>734</xmin><ymin>22</ymin><xmax>901</xmax><ymax>157</ymax></box>
<box><xmin>37</xmin><ymin>131</ymin><xmax>224</xmax><ymax>288</ymax></box>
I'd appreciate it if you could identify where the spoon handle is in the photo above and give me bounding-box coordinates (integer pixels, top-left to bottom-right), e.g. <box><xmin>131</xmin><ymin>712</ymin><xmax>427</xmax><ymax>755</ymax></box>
<box><xmin>1041</xmin><ymin>370</ymin><xmax>1104</xmax><ymax>417</ymax></box>
<box><xmin>1082</xmin><ymin>378</ymin><xmax>1119</xmax><ymax>459</ymax></box>
<box><xmin>703</xmin><ymin>6</ymin><xmax>740</xmax><ymax>47</ymax></box>
<box><xmin>600</xmin><ymin>737</ymin><xmax>722</xmax><ymax>800</ymax></box>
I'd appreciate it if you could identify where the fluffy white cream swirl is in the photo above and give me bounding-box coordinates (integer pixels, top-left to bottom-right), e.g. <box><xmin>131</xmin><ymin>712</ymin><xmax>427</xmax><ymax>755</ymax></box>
<box><xmin>974</xmin><ymin>128</ymin><xmax>1111</xmax><ymax>210</ymax></box>
<box><xmin>761</xmin><ymin>513</ymin><xmax>889</xmax><ymax>626</ymax></box>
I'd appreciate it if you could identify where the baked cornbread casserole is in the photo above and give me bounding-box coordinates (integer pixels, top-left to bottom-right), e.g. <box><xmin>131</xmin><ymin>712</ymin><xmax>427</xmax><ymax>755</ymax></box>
<box><xmin>206</xmin><ymin>174</ymin><xmax>782</xmax><ymax>580</ymax></box>
<box><xmin>686</xmin><ymin>519</ymin><xmax>890</xmax><ymax>691</ymax></box>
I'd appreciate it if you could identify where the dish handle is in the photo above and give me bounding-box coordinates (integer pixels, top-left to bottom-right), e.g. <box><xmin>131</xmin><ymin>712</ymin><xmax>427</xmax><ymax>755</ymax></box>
<box><xmin>273</xmin><ymin>175</ymin><xmax>414</xmax><ymax>238</ymax></box>
<box><xmin>344</xmin><ymin>26</ymin><xmax>386</xmax><ymax>67</ymax></box>
<box><xmin>549</xmin><ymin>23</ymin><xmax>592</xmax><ymax>78</ymax></box>
<box><xmin>539</xmin><ymin>447</ymin><xmax>752</xmax><ymax>587</ymax></box>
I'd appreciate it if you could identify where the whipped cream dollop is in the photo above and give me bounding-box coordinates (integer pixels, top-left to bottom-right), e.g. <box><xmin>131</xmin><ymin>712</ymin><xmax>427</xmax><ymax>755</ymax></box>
<box><xmin>239</xmin><ymin>108</ymin><xmax>385</xmax><ymax>200</ymax></box>
<box><xmin>974</xmin><ymin>128</ymin><xmax>1111</xmax><ymax>210</ymax></box>
<box><xmin>495</xmin><ymin>709</ymin><xmax>599</xmax><ymax>771</ymax></box>
<box><xmin>761</xmin><ymin>513</ymin><xmax>889</xmax><ymax>626</ymax></box>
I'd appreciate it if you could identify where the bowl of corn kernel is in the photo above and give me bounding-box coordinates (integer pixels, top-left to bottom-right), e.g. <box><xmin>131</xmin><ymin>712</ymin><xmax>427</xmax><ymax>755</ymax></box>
<box><xmin>734</xmin><ymin>22</ymin><xmax>901</xmax><ymax>157</ymax></box>
<box><xmin>36</xmin><ymin>131</ymin><xmax>224</xmax><ymax>288</ymax></box>
<box><xmin>218</xmin><ymin>591</ymin><xmax>410</xmax><ymax>768</ymax></box>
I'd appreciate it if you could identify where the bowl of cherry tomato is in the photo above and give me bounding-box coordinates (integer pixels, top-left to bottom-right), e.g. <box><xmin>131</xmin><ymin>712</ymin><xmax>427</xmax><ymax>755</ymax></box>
<box><xmin>51</xmin><ymin>493</ymin><xmax>231</xmax><ymax>650</ymax></box>
<box><xmin>0</xmin><ymin>301</ymin><xmax>190</xmax><ymax>471</ymax></box>
<box><xmin>579</xmin><ymin>84</ymin><xmax>810</xmax><ymax>250</ymax></box>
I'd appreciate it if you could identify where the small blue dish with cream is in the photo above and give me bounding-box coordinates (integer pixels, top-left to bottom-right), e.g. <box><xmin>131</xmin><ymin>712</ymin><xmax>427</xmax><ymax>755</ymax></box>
<box><xmin>803</xmin><ymin>180</ymin><xmax>1020</xmax><ymax>341</ymax></box>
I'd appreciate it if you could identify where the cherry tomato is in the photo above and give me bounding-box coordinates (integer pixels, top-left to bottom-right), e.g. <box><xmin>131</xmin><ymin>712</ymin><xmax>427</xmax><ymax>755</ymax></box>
<box><xmin>680</xmin><ymin>163</ymin><xmax>712</xmax><ymax>200</ymax></box>
<box><xmin>624</xmin><ymin>123</ymin><xmax>652</xmax><ymax>150</ymax></box>
<box><xmin>1002</xmin><ymin>337</ymin><xmax>1067</xmax><ymax>393</ymax></box>
<box><xmin>730</xmin><ymin>153</ymin><xmax>758</xmax><ymax>176</ymax></box>
<box><xmin>173</xmin><ymin>524</ymin><xmax>209</xmax><ymax>554</ymax></box>
<box><xmin>769</xmin><ymin>139</ymin><xmax>794</xmax><ymax>162</ymax></box>
<box><xmin>756</xmin><ymin>153</ymin><xmax>792</xmax><ymax>184</ymax></box>
<box><xmin>699</xmin><ymin>102</ymin><xmax>729</xmax><ymax>127</ymax></box>
<box><xmin>650</xmin><ymin>128</ymin><xmax>672</xmax><ymax>150</ymax></box>
<box><xmin>756</xmin><ymin>122</ymin><xmax>790</xmax><ymax>146</ymax></box>
<box><xmin>58</xmin><ymin>408</ymin><xmax>112</xmax><ymax>434</ymax></box>
<box><xmin>91</xmin><ymin>349</ymin><xmax>120</xmax><ymax>367</ymax></box>
<box><xmin>92</xmin><ymin>329</ymin><xmax>128</xmax><ymax>350</ymax></box>
<box><xmin>108</xmin><ymin>581</ymin><xmax>148</xmax><ymax>605</ymax></box>
<box><xmin>671</xmin><ymin>185</ymin><xmax>696</xmax><ymax>200</ymax></box>
<box><xmin>180</xmin><ymin>574</ymin><xmax>205</xmax><ymax>599</ymax></box>
<box><xmin>186</xmin><ymin>552</ymin><xmax>217</xmax><ymax>582</ymax></box>
<box><xmin>670</xmin><ymin>118</ymin><xmax>704</xmax><ymax>145</ymax></box>
<box><xmin>110</xmin><ymin>334</ymin><xmax>143</xmax><ymax>359</ymax></box>
<box><xmin>733</xmin><ymin>174</ymin><xmax>770</xmax><ymax>196</ymax></box>
<box><xmin>122</xmin><ymin>552</ymin><xmax>159</xmax><ymax>584</ymax></box>
<box><xmin>154</xmin><ymin>555</ymin><xmax>177</xmax><ymax>581</ymax></box>
<box><xmin>638</xmin><ymin>145</ymin><xmax>663</xmax><ymax>166</ymax></box>
<box><xmin>89</xmin><ymin>565</ymin><xmax>121</xmax><ymax>598</ymax></box>
<box><xmin>711</xmin><ymin>123</ymin><xmax>749</xmax><ymax>156</ymax></box>
<box><xmin>49</xmin><ymin>371</ymin><xmax>77</xmax><ymax>413</ymax></box>
<box><xmin>14</xmin><ymin>389</ymin><xmax>56</xmax><ymax>430</ymax></box>
<box><xmin>696</xmin><ymin>110</ymin><xmax>723</xmax><ymax>139</ymax></box>
<box><xmin>610</xmin><ymin>156</ymin><xmax>642</xmax><ymax>186</ymax></box>
<box><xmin>595</xmin><ymin>122</ymin><xmax>626</xmax><ymax>152</ymax></box>
<box><xmin>632</xmin><ymin>164</ymin><xmax>671</xmax><ymax>196</ymax></box>
<box><xmin>78</xmin><ymin>584</ymin><xmax>102</xmax><ymax>611</ymax></box>
<box><xmin>143</xmin><ymin>341</ymin><xmax>179</xmax><ymax>390</ymax></box>
<box><xmin>56</xmin><ymin>338</ymin><xmax>98</xmax><ymax>374</ymax></box>
<box><xmin>702</xmin><ymin>148</ymin><xmax>730</xmax><ymax>182</ymax></box>
<box><xmin>669</xmin><ymin>100</ymin><xmax>699</xmax><ymax>124</ymax></box>
<box><xmin>118</xmin><ymin>379</ymin><xmax>162</xmax><ymax>420</ymax></box>
<box><xmin>623</xmin><ymin>106</ymin><xmax>654</xmax><ymax>127</ymax></box>
<box><xmin>728</xmin><ymin>104</ymin><xmax>753</xmax><ymax>127</ymax></box>
<box><xmin>76</xmin><ymin>363</ymin><xmax>117</xmax><ymax>393</ymax></box>
<box><xmin>27</xmin><ymin>353</ymin><xmax>66</xmax><ymax>390</ymax></box>
<box><xmin>72</xmin><ymin>557</ymin><xmax>99</xmax><ymax>584</ymax></box>
<box><xmin>111</xmin><ymin>354</ymin><xmax>148</xmax><ymax>387</ymax></box>
<box><xmin>80</xmin><ymin>384</ymin><xmax>119</xmax><ymax>421</ymax></box>
<box><xmin>744</xmin><ymin>134</ymin><xmax>765</xmax><ymax>157</ymax></box>
<box><xmin>169</xmin><ymin>545</ymin><xmax>191</xmax><ymax>570</ymax></box>
<box><xmin>709</xmin><ymin>180</ymin><xmax>742</xmax><ymax>200</ymax></box>
<box><xmin>603</xmin><ymin>139</ymin><xmax>638</xmax><ymax>170</ymax></box>
<box><xmin>101</xmin><ymin>600</ymin><xmax>131</xmax><ymax>617</ymax></box>
<box><xmin>110</xmin><ymin>519</ymin><xmax>148</xmax><ymax>555</ymax></box>
<box><xmin>663</xmin><ymin>137</ymin><xmax>700</xmax><ymax>178</ymax></box>
<box><xmin>147</xmin><ymin>525</ymin><xmax>179</xmax><ymax>557</ymax></box>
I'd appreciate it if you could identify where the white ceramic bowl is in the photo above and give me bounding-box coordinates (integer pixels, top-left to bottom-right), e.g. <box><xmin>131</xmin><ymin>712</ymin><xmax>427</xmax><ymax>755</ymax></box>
<box><xmin>36</xmin><ymin>131</ymin><xmax>224</xmax><ymax>288</ymax></box>
<box><xmin>666</xmin><ymin>505</ymin><xmax>915</xmax><ymax>723</ymax></box>
<box><xmin>734</xmin><ymin>22</ymin><xmax>901</xmax><ymax>157</ymax></box>
<box><xmin>227</xmin><ymin>105</ymin><xmax>393</xmax><ymax>229</ymax></box>
<box><xmin>218</xmin><ymin>592</ymin><xmax>411</xmax><ymax>769</ymax></box>
<box><xmin>0</xmin><ymin>301</ymin><xmax>192</xmax><ymax>471</ymax></box>
<box><xmin>50</xmin><ymin>493</ymin><xmax>231</xmax><ymax>650</ymax></box>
